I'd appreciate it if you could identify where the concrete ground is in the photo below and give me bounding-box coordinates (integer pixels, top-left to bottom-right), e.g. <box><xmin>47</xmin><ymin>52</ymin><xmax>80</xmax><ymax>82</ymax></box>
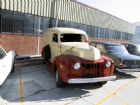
<box><xmin>0</xmin><ymin>59</ymin><xmax>140</xmax><ymax>105</ymax></box>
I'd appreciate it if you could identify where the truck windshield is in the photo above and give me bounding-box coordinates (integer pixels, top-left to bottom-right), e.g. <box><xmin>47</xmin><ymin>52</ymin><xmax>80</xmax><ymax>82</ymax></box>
<box><xmin>60</xmin><ymin>34</ymin><xmax>86</xmax><ymax>42</ymax></box>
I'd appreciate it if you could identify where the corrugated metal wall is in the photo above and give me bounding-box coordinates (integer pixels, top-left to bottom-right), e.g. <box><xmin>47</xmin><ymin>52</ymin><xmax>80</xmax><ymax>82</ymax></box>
<box><xmin>0</xmin><ymin>0</ymin><xmax>135</xmax><ymax>34</ymax></box>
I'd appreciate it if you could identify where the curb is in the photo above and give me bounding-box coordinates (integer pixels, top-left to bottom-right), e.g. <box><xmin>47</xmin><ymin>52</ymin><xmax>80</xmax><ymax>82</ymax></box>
<box><xmin>16</xmin><ymin>55</ymin><xmax>41</xmax><ymax>60</ymax></box>
<box><xmin>15</xmin><ymin>55</ymin><xmax>42</xmax><ymax>64</ymax></box>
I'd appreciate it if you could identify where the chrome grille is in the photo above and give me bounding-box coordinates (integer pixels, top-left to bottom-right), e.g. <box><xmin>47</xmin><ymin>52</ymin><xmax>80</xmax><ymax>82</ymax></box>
<box><xmin>82</xmin><ymin>64</ymin><xmax>100</xmax><ymax>70</ymax></box>
<box><xmin>81</xmin><ymin>63</ymin><xmax>103</xmax><ymax>78</ymax></box>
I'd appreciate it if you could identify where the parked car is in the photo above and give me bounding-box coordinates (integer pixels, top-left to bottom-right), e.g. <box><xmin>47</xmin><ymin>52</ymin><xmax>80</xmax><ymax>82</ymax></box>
<box><xmin>123</xmin><ymin>43</ymin><xmax>140</xmax><ymax>56</ymax></box>
<box><xmin>90</xmin><ymin>42</ymin><xmax>140</xmax><ymax>73</ymax></box>
<box><xmin>0</xmin><ymin>46</ymin><xmax>16</xmax><ymax>85</ymax></box>
<box><xmin>42</xmin><ymin>27</ymin><xmax>116</xmax><ymax>87</ymax></box>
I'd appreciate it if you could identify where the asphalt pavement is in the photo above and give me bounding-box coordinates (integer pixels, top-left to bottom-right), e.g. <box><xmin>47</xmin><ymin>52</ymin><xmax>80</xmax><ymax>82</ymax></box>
<box><xmin>0</xmin><ymin>59</ymin><xmax>140</xmax><ymax>105</ymax></box>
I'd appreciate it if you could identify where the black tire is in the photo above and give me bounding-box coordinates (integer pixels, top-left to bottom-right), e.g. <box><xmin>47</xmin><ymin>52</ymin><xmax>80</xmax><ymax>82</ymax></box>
<box><xmin>56</xmin><ymin>70</ymin><xmax>65</xmax><ymax>88</ymax></box>
<box><xmin>42</xmin><ymin>45</ymin><xmax>51</xmax><ymax>64</ymax></box>
<box><xmin>99</xmin><ymin>81</ymin><xmax>107</xmax><ymax>86</ymax></box>
<box><xmin>52</xmin><ymin>64</ymin><xmax>57</xmax><ymax>72</ymax></box>
<box><xmin>42</xmin><ymin>54</ymin><xmax>46</xmax><ymax>64</ymax></box>
<box><xmin>11</xmin><ymin>64</ymin><xmax>15</xmax><ymax>73</ymax></box>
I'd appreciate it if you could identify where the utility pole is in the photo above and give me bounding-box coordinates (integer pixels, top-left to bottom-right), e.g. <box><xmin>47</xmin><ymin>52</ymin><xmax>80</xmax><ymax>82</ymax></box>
<box><xmin>37</xmin><ymin>17</ymin><xmax>41</xmax><ymax>55</ymax></box>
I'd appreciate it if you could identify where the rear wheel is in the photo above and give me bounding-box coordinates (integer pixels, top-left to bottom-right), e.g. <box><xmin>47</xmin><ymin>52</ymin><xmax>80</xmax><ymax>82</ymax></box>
<box><xmin>56</xmin><ymin>70</ymin><xmax>65</xmax><ymax>88</ymax></box>
<box><xmin>42</xmin><ymin>54</ymin><xmax>46</xmax><ymax>64</ymax></box>
<box><xmin>42</xmin><ymin>45</ymin><xmax>51</xmax><ymax>64</ymax></box>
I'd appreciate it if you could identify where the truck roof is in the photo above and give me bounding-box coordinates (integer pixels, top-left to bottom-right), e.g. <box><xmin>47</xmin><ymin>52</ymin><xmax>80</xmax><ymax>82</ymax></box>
<box><xmin>46</xmin><ymin>27</ymin><xmax>87</xmax><ymax>35</ymax></box>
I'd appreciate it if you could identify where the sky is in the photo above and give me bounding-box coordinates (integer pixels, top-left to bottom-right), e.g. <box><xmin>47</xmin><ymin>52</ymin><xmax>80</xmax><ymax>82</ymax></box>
<box><xmin>77</xmin><ymin>0</ymin><xmax>140</xmax><ymax>23</ymax></box>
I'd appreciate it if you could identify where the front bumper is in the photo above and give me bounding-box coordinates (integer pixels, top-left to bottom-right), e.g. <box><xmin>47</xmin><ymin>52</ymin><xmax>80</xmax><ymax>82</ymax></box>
<box><xmin>116</xmin><ymin>68</ymin><xmax>140</xmax><ymax>73</ymax></box>
<box><xmin>68</xmin><ymin>76</ymin><xmax>116</xmax><ymax>84</ymax></box>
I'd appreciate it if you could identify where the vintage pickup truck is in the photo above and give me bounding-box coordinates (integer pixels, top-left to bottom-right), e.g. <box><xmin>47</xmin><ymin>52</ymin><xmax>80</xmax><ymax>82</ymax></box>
<box><xmin>42</xmin><ymin>27</ymin><xmax>116</xmax><ymax>87</ymax></box>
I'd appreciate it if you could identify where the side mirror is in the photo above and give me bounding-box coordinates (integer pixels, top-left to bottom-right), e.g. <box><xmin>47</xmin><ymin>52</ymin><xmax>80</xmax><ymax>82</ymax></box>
<box><xmin>0</xmin><ymin>53</ymin><xmax>5</xmax><ymax>59</ymax></box>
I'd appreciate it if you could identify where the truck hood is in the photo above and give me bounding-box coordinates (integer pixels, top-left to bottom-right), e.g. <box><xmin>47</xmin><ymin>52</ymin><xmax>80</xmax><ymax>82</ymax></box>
<box><xmin>60</xmin><ymin>42</ymin><xmax>101</xmax><ymax>60</ymax></box>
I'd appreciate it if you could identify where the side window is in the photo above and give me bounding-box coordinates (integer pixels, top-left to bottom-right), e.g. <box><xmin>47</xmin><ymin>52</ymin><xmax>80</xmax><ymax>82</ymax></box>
<box><xmin>127</xmin><ymin>45</ymin><xmax>135</xmax><ymax>53</ymax></box>
<box><xmin>96</xmin><ymin>44</ymin><xmax>106</xmax><ymax>54</ymax></box>
<box><xmin>124</xmin><ymin>44</ymin><xmax>128</xmax><ymax>48</ymax></box>
<box><xmin>0</xmin><ymin>48</ymin><xmax>6</xmax><ymax>59</ymax></box>
<box><xmin>52</xmin><ymin>33</ymin><xmax>58</xmax><ymax>42</ymax></box>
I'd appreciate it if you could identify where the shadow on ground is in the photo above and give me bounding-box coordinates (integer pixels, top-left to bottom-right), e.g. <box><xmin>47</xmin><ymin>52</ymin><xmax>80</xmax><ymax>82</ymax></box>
<box><xmin>0</xmin><ymin>62</ymin><xmax>102</xmax><ymax>103</ymax></box>
<box><xmin>0</xmin><ymin>60</ymin><xmax>138</xmax><ymax>104</ymax></box>
<box><xmin>115</xmin><ymin>71</ymin><xmax>137</xmax><ymax>80</ymax></box>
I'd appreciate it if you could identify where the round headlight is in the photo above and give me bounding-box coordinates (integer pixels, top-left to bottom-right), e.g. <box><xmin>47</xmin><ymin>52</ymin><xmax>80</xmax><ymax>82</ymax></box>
<box><xmin>105</xmin><ymin>61</ymin><xmax>111</xmax><ymax>68</ymax></box>
<box><xmin>74</xmin><ymin>63</ymin><xmax>81</xmax><ymax>70</ymax></box>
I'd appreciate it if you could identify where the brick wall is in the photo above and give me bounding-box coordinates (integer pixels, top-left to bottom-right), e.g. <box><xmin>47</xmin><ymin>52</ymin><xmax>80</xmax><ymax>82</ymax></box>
<box><xmin>0</xmin><ymin>34</ymin><xmax>43</xmax><ymax>56</ymax></box>
<box><xmin>0</xmin><ymin>34</ymin><xmax>130</xmax><ymax>56</ymax></box>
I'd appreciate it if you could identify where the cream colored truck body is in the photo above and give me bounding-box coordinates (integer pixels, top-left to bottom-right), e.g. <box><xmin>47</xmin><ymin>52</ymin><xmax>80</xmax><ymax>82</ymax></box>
<box><xmin>42</xmin><ymin>27</ymin><xmax>101</xmax><ymax>62</ymax></box>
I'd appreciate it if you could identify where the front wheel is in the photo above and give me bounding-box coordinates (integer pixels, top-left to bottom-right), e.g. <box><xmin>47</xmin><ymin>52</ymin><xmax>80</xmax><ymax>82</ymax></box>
<box><xmin>56</xmin><ymin>70</ymin><xmax>65</xmax><ymax>88</ymax></box>
<box><xmin>99</xmin><ymin>81</ymin><xmax>107</xmax><ymax>86</ymax></box>
<box><xmin>42</xmin><ymin>45</ymin><xmax>51</xmax><ymax>64</ymax></box>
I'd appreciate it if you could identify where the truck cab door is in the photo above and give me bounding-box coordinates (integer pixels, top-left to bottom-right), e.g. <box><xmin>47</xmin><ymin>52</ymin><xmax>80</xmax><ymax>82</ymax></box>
<box><xmin>49</xmin><ymin>33</ymin><xmax>61</xmax><ymax>62</ymax></box>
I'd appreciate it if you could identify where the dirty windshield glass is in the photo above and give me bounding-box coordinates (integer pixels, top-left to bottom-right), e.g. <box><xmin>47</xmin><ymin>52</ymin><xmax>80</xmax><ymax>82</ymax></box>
<box><xmin>60</xmin><ymin>34</ymin><xmax>86</xmax><ymax>42</ymax></box>
<box><xmin>0</xmin><ymin>48</ymin><xmax>6</xmax><ymax>59</ymax></box>
<box><xmin>106</xmin><ymin>45</ymin><xmax>128</xmax><ymax>54</ymax></box>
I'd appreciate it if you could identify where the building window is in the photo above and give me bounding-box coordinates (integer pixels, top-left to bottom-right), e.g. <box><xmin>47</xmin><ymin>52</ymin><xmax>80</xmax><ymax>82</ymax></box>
<box><xmin>95</xmin><ymin>27</ymin><xmax>100</xmax><ymax>38</ymax></box>
<box><xmin>49</xmin><ymin>18</ymin><xmax>56</xmax><ymax>27</ymax></box>
<box><xmin>79</xmin><ymin>24</ymin><xmax>85</xmax><ymax>31</ymax></box>
<box><xmin>57</xmin><ymin>20</ymin><xmax>64</xmax><ymax>27</ymax></box>
<box><xmin>100</xmin><ymin>28</ymin><xmax>105</xmax><ymax>38</ymax></box>
<box><xmin>63</xmin><ymin>21</ymin><xmax>67</xmax><ymax>27</ymax></box>
<box><xmin>0</xmin><ymin>9</ymin><xmax>134</xmax><ymax>40</ymax></box>
<box><xmin>1</xmin><ymin>10</ymin><xmax>14</xmax><ymax>33</ymax></box>
<box><xmin>91</xmin><ymin>26</ymin><xmax>95</xmax><ymax>38</ymax></box>
<box><xmin>42</xmin><ymin>17</ymin><xmax>49</xmax><ymax>31</ymax></box>
<box><xmin>87</xmin><ymin>25</ymin><xmax>91</xmax><ymax>37</ymax></box>
<box><xmin>122</xmin><ymin>33</ymin><xmax>126</xmax><ymax>40</ymax></box>
<box><xmin>69</xmin><ymin>22</ymin><xmax>75</xmax><ymax>28</ymax></box>
<box><xmin>76</xmin><ymin>23</ymin><xmax>80</xmax><ymax>29</ymax></box>
<box><xmin>65</xmin><ymin>21</ymin><xmax>70</xmax><ymax>27</ymax></box>
<box><xmin>24</xmin><ymin>14</ymin><xmax>34</xmax><ymax>35</ymax></box>
<box><xmin>75</xmin><ymin>23</ymin><xmax>79</xmax><ymax>29</ymax></box>
<box><xmin>0</xmin><ymin>8</ymin><xmax>1</xmax><ymax>33</ymax></box>
<box><xmin>136</xmin><ymin>26</ymin><xmax>140</xmax><ymax>34</ymax></box>
<box><xmin>14</xmin><ymin>12</ymin><xmax>24</xmax><ymax>34</ymax></box>
<box><xmin>34</xmin><ymin>16</ymin><xmax>43</xmax><ymax>35</ymax></box>
<box><xmin>105</xmin><ymin>29</ymin><xmax>110</xmax><ymax>39</ymax></box>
